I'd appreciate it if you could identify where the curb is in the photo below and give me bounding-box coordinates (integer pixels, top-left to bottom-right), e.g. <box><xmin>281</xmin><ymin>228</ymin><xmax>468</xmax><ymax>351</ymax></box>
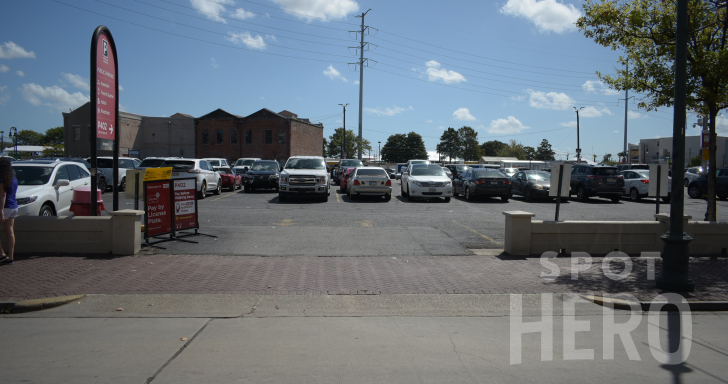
<box><xmin>10</xmin><ymin>294</ymin><xmax>86</xmax><ymax>314</ymax></box>
<box><xmin>580</xmin><ymin>295</ymin><xmax>728</xmax><ymax>312</ymax></box>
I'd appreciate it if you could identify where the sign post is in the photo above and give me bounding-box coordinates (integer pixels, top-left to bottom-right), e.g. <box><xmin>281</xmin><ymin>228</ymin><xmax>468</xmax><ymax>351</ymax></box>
<box><xmin>90</xmin><ymin>26</ymin><xmax>119</xmax><ymax>215</ymax></box>
<box><xmin>649</xmin><ymin>164</ymin><xmax>669</xmax><ymax>218</ymax></box>
<box><xmin>549</xmin><ymin>163</ymin><xmax>572</xmax><ymax>221</ymax></box>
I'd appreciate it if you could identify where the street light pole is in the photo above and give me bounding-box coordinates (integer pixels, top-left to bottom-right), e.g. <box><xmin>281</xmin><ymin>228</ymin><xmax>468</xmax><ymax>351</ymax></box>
<box><xmin>9</xmin><ymin>127</ymin><xmax>17</xmax><ymax>157</ymax></box>
<box><xmin>378</xmin><ymin>141</ymin><xmax>381</xmax><ymax>165</ymax></box>
<box><xmin>573</xmin><ymin>107</ymin><xmax>583</xmax><ymax>163</ymax></box>
<box><xmin>338</xmin><ymin>103</ymin><xmax>348</xmax><ymax>159</ymax></box>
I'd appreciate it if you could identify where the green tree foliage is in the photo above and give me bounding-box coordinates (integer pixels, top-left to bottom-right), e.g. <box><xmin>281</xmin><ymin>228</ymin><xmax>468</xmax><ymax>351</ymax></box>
<box><xmin>688</xmin><ymin>155</ymin><xmax>702</xmax><ymax>167</ymax></box>
<box><xmin>41</xmin><ymin>143</ymin><xmax>64</xmax><ymax>157</ymax></box>
<box><xmin>43</xmin><ymin>127</ymin><xmax>64</xmax><ymax>145</ymax></box>
<box><xmin>535</xmin><ymin>139</ymin><xmax>556</xmax><ymax>161</ymax></box>
<box><xmin>458</xmin><ymin>126</ymin><xmax>482</xmax><ymax>161</ymax></box>
<box><xmin>381</xmin><ymin>132</ymin><xmax>428</xmax><ymax>163</ymax></box>
<box><xmin>496</xmin><ymin>140</ymin><xmax>527</xmax><ymax>159</ymax></box>
<box><xmin>577</xmin><ymin>0</ymin><xmax>728</xmax><ymax>220</ymax></box>
<box><xmin>523</xmin><ymin>146</ymin><xmax>537</xmax><ymax>161</ymax></box>
<box><xmin>480</xmin><ymin>140</ymin><xmax>508</xmax><ymax>157</ymax></box>
<box><xmin>15</xmin><ymin>129</ymin><xmax>45</xmax><ymax>146</ymax></box>
<box><xmin>603</xmin><ymin>153</ymin><xmax>613</xmax><ymax>163</ymax></box>
<box><xmin>437</xmin><ymin>127</ymin><xmax>461</xmax><ymax>161</ymax></box>
<box><xmin>326</xmin><ymin>128</ymin><xmax>371</xmax><ymax>159</ymax></box>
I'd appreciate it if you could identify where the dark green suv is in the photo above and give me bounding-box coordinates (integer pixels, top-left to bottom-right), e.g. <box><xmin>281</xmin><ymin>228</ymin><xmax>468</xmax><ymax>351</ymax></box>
<box><xmin>570</xmin><ymin>165</ymin><xmax>624</xmax><ymax>202</ymax></box>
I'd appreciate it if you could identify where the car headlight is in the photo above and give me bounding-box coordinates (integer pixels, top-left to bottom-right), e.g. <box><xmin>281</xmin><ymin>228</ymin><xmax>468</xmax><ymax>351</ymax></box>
<box><xmin>17</xmin><ymin>196</ymin><xmax>38</xmax><ymax>206</ymax></box>
<box><xmin>269</xmin><ymin>174</ymin><xmax>279</xmax><ymax>181</ymax></box>
<box><xmin>411</xmin><ymin>180</ymin><xmax>421</xmax><ymax>187</ymax></box>
<box><xmin>533</xmin><ymin>184</ymin><xmax>544</xmax><ymax>190</ymax></box>
<box><xmin>316</xmin><ymin>176</ymin><xmax>327</xmax><ymax>184</ymax></box>
<box><xmin>443</xmin><ymin>181</ymin><xmax>451</xmax><ymax>186</ymax></box>
<box><xmin>280</xmin><ymin>176</ymin><xmax>288</xmax><ymax>184</ymax></box>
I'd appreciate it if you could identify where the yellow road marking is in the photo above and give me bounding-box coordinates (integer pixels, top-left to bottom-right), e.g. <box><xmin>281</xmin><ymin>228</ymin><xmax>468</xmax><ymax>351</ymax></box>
<box><xmin>335</xmin><ymin>191</ymin><xmax>341</xmax><ymax>203</ymax></box>
<box><xmin>209</xmin><ymin>191</ymin><xmax>237</xmax><ymax>202</ymax></box>
<box><xmin>272</xmin><ymin>219</ymin><xmax>296</xmax><ymax>226</ymax></box>
<box><xmin>356</xmin><ymin>220</ymin><xmax>373</xmax><ymax>227</ymax></box>
<box><xmin>452</xmin><ymin>220</ymin><xmax>502</xmax><ymax>245</ymax></box>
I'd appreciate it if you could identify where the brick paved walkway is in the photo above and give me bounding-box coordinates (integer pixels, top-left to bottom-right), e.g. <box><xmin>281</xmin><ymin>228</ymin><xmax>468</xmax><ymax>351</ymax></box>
<box><xmin>0</xmin><ymin>254</ymin><xmax>726</xmax><ymax>302</ymax></box>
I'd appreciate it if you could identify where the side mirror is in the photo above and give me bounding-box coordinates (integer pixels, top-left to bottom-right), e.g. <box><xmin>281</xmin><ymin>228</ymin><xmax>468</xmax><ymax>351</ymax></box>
<box><xmin>54</xmin><ymin>179</ymin><xmax>70</xmax><ymax>189</ymax></box>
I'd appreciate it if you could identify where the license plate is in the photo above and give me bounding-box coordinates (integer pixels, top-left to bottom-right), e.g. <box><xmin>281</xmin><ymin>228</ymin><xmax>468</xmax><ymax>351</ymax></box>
<box><xmin>172</xmin><ymin>172</ymin><xmax>179</xmax><ymax>176</ymax></box>
<box><xmin>429</xmin><ymin>188</ymin><xmax>436</xmax><ymax>192</ymax></box>
<box><xmin>607</xmin><ymin>178</ymin><xmax>615</xmax><ymax>183</ymax></box>
<box><xmin>490</xmin><ymin>181</ymin><xmax>498</xmax><ymax>185</ymax></box>
<box><xmin>369</xmin><ymin>181</ymin><xmax>377</xmax><ymax>186</ymax></box>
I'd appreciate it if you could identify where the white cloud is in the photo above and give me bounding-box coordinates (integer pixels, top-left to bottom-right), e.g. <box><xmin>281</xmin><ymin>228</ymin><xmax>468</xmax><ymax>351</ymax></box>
<box><xmin>365</xmin><ymin>105</ymin><xmax>412</xmax><ymax>116</ymax></box>
<box><xmin>628</xmin><ymin>110</ymin><xmax>647</xmax><ymax>119</ymax></box>
<box><xmin>354</xmin><ymin>80</ymin><xmax>360</xmax><ymax>85</ymax></box>
<box><xmin>270</xmin><ymin>0</ymin><xmax>359</xmax><ymax>21</ymax></box>
<box><xmin>0</xmin><ymin>64</ymin><xmax>8</xmax><ymax>73</ymax></box>
<box><xmin>189</xmin><ymin>0</ymin><xmax>234</xmax><ymax>23</ymax></box>
<box><xmin>510</xmin><ymin>95</ymin><xmax>526</xmax><ymax>102</ymax></box>
<box><xmin>423</xmin><ymin>60</ymin><xmax>466</xmax><ymax>84</ymax></box>
<box><xmin>580</xmin><ymin>106</ymin><xmax>612</xmax><ymax>118</ymax></box>
<box><xmin>500</xmin><ymin>0</ymin><xmax>582</xmax><ymax>34</ymax></box>
<box><xmin>231</xmin><ymin>8</ymin><xmax>255</xmax><ymax>20</ymax></box>
<box><xmin>527</xmin><ymin>89</ymin><xmax>575</xmax><ymax>110</ymax></box>
<box><xmin>20</xmin><ymin>83</ymin><xmax>88</xmax><ymax>111</ymax></box>
<box><xmin>0</xmin><ymin>41</ymin><xmax>36</xmax><ymax>59</ymax></box>
<box><xmin>438</xmin><ymin>126</ymin><xmax>447</xmax><ymax>130</ymax></box>
<box><xmin>426</xmin><ymin>119</ymin><xmax>433</xmax><ymax>123</ymax></box>
<box><xmin>453</xmin><ymin>107</ymin><xmax>476</xmax><ymax>121</ymax></box>
<box><xmin>613</xmin><ymin>130</ymin><xmax>619</xmax><ymax>133</ymax></box>
<box><xmin>211</xmin><ymin>57</ymin><xmax>219</xmax><ymax>68</ymax></box>
<box><xmin>226</xmin><ymin>31</ymin><xmax>266</xmax><ymax>50</ymax></box>
<box><xmin>560</xmin><ymin>121</ymin><xmax>577</xmax><ymax>128</ymax></box>
<box><xmin>0</xmin><ymin>86</ymin><xmax>9</xmax><ymax>105</ymax></box>
<box><xmin>15</xmin><ymin>71</ymin><xmax>24</xmax><ymax>77</ymax></box>
<box><xmin>323</xmin><ymin>65</ymin><xmax>348</xmax><ymax>82</ymax></box>
<box><xmin>582</xmin><ymin>80</ymin><xmax>620</xmax><ymax>95</ymax></box>
<box><xmin>486</xmin><ymin>116</ymin><xmax>530</xmax><ymax>134</ymax></box>
<box><xmin>260</xmin><ymin>96</ymin><xmax>265</xmax><ymax>100</ymax></box>
<box><xmin>62</xmin><ymin>73</ymin><xmax>89</xmax><ymax>89</ymax></box>
<box><xmin>119</xmin><ymin>85</ymin><xmax>124</xmax><ymax>91</ymax></box>
<box><xmin>265</xmin><ymin>34</ymin><xmax>277</xmax><ymax>42</ymax></box>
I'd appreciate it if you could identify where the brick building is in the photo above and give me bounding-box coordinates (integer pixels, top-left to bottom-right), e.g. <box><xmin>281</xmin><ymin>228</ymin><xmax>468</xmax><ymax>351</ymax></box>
<box><xmin>195</xmin><ymin>108</ymin><xmax>324</xmax><ymax>165</ymax></box>
<box><xmin>63</xmin><ymin>102</ymin><xmax>143</xmax><ymax>158</ymax></box>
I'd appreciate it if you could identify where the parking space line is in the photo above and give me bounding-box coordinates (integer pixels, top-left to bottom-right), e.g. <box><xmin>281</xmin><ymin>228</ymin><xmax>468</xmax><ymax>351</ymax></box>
<box><xmin>209</xmin><ymin>192</ymin><xmax>237</xmax><ymax>202</ymax></box>
<box><xmin>335</xmin><ymin>191</ymin><xmax>341</xmax><ymax>203</ymax></box>
<box><xmin>452</xmin><ymin>220</ymin><xmax>502</xmax><ymax>245</ymax></box>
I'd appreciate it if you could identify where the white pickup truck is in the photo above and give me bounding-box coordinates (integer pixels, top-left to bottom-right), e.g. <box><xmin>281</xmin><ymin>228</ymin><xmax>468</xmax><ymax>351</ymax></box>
<box><xmin>278</xmin><ymin>156</ymin><xmax>330</xmax><ymax>202</ymax></box>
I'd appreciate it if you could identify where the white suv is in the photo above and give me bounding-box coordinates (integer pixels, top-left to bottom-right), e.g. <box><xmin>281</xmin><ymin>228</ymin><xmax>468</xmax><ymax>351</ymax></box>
<box><xmin>13</xmin><ymin>160</ymin><xmax>91</xmax><ymax>216</ymax></box>
<box><xmin>162</xmin><ymin>159</ymin><xmax>222</xmax><ymax>199</ymax></box>
<box><xmin>278</xmin><ymin>156</ymin><xmax>329</xmax><ymax>202</ymax></box>
<box><xmin>233</xmin><ymin>158</ymin><xmax>262</xmax><ymax>174</ymax></box>
<box><xmin>94</xmin><ymin>156</ymin><xmax>138</xmax><ymax>191</ymax></box>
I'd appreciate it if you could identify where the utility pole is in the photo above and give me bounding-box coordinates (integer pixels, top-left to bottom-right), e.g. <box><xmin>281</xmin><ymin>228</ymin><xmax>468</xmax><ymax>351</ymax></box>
<box><xmin>378</xmin><ymin>141</ymin><xmax>381</xmax><ymax>164</ymax></box>
<box><xmin>351</xmin><ymin>9</ymin><xmax>371</xmax><ymax>161</ymax></box>
<box><xmin>622</xmin><ymin>60</ymin><xmax>631</xmax><ymax>163</ymax></box>
<box><xmin>573</xmin><ymin>107</ymin><xmax>584</xmax><ymax>163</ymax></box>
<box><xmin>338</xmin><ymin>103</ymin><xmax>348</xmax><ymax>159</ymax></box>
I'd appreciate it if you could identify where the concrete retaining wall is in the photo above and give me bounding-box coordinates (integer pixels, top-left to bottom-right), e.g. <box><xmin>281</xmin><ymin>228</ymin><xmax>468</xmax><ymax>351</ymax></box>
<box><xmin>503</xmin><ymin>211</ymin><xmax>728</xmax><ymax>256</ymax></box>
<box><xmin>0</xmin><ymin>210</ymin><xmax>144</xmax><ymax>255</ymax></box>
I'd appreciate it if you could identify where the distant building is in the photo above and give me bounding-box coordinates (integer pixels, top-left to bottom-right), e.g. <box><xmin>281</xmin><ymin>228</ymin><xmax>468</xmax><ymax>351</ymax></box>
<box><xmin>478</xmin><ymin>156</ymin><xmax>518</xmax><ymax>165</ymax></box>
<box><xmin>638</xmin><ymin>135</ymin><xmax>727</xmax><ymax>166</ymax></box>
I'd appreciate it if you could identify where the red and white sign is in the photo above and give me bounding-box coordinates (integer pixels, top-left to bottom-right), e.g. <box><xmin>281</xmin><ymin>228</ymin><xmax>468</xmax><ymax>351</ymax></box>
<box><xmin>701</xmin><ymin>130</ymin><xmax>710</xmax><ymax>148</ymax></box>
<box><xmin>173</xmin><ymin>179</ymin><xmax>198</xmax><ymax>231</ymax></box>
<box><xmin>146</xmin><ymin>181</ymin><xmax>172</xmax><ymax>237</ymax></box>
<box><xmin>95</xmin><ymin>31</ymin><xmax>116</xmax><ymax>141</ymax></box>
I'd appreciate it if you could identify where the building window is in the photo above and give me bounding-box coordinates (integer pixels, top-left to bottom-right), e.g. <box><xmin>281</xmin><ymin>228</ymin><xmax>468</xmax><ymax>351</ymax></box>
<box><xmin>265</xmin><ymin>130</ymin><xmax>272</xmax><ymax>144</ymax></box>
<box><xmin>217</xmin><ymin>130</ymin><xmax>224</xmax><ymax>144</ymax></box>
<box><xmin>231</xmin><ymin>129</ymin><xmax>238</xmax><ymax>144</ymax></box>
<box><xmin>245</xmin><ymin>130</ymin><xmax>252</xmax><ymax>144</ymax></box>
<box><xmin>278</xmin><ymin>129</ymin><xmax>286</xmax><ymax>144</ymax></box>
<box><xmin>74</xmin><ymin>126</ymin><xmax>81</xmax><ymax>141</ymax></box>
<box><xmin>202</xmin><ymin>129</ymin><xmax>209</xmax><ymax>144</ymax></box>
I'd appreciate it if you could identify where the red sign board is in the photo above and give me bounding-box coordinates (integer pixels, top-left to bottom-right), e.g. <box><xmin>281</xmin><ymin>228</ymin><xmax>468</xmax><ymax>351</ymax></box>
<box><xmin>145</xmin><ymin>181</ymin><xmax>172</xmax><ymax>237</ymax></box>
<box><xmin>173</xmin><ymin>179</ymin><xmax>198</xmax><ymax>231</ymax></box>
<box><xmin>94</xmin><ymin>30</ymin><xmax>116</xmax><ymax>141</ymax></box>
<box><xmin>702</xmin><ymin>130</ymin><xmax>710</xmax><ymax>148</ymax></box>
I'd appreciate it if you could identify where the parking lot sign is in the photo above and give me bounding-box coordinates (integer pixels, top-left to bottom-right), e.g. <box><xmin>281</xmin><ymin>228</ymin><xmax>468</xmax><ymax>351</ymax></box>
<box><xmin>173</xmin><ymin>178</ymin><xmax>198</xmax><ymax>231</ymax></box>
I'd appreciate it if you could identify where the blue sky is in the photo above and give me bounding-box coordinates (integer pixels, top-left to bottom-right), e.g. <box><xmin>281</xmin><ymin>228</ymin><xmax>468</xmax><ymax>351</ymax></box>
<box><xmin>1</xmin><ymin>0</ymin><xmax>722</xmax><ymax>160</ymax></box>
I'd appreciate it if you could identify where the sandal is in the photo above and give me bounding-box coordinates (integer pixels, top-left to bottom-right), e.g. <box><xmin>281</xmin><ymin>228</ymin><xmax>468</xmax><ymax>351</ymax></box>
<box><xmin>0</xmin><ymin>256</ymin><xmax>12</xmax><ymax>264</ymax></box>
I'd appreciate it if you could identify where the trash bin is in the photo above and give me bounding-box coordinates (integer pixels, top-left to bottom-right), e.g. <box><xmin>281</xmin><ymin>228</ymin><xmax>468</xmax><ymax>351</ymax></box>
<box><xmin>70</xmin><ymin>187</ymin><xmax>105</xmax><ymax>216</ymax></box>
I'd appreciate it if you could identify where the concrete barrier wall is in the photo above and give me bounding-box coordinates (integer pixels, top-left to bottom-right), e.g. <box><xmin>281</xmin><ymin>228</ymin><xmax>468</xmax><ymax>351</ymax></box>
<box><xmin>503</xmin><ymin>211</ymin><xmax>728</xmax><ymax>256</ymax></box>
<box><xmin>0</xmin><ymin>210</ymin><xmax>144</xmax><ymax>255</ymax></box>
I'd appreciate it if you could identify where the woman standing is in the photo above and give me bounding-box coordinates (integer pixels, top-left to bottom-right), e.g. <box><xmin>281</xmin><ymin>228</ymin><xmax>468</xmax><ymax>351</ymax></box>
<box><xmin>0</xmin><ymin>157</ymin><xmax>17</xmax><ymax>265</ymax></box>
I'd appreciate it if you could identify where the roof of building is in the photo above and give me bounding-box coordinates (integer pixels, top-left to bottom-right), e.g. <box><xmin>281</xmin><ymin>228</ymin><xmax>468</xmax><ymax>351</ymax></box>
<box><xmin>479</xmin><ymin>156</ymin><xmax>519</xmax><ymax>162</ymax></box>
<box><xmin>198</xmin><ymin>108</ymin><xmax>244</xmax><ymax>119</ymax></box>
<box><xmin>278</xmin><ymin>110</ymin><xmax>298</xmax><ymax>118</ymax></box>
<box><xmin>171</xmin><ymin>113</ymin><xmax>194</xmax><ymax>118</ymax></box>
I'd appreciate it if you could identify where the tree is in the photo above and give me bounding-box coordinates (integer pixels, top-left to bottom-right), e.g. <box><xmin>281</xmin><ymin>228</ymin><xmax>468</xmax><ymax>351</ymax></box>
<box><xmin>577</xmin><ymin>0</ymin><xmax>728</xmax><ymax>221</ymax></box>
<box><xmin>381</xmin><ymin>132</ymin><xmax>428</xmax><ymax>163</ymax></box>
<box><xmin>524</xmin><ymin>146</ymin><xmax>536</xmax><ymax>161</ymax></box>
<box><xmin>41</xmin><ymin>144</ymin><xmax>64</xmax><ymax>157</ymax></box>
<box><xmin>603</xmin><ymin>153</ymin><xmax>613</xmax><ymax>163</ymax></box>
<box><xmin>15</xmin><ymin>129</ymin><xmax>44</xmax><ymax>146</ymax></box>
<box><xmin>437</xmin><ymin>127</ymin><xmax>461</xmax><ymax>161</ymax></box>
<box><xmin>480</xmin><ymin>140</ymin><xmax>508</xmax><ymax>156</ymax></box>
<box><xmin>322</xmin><ymin>138</ymin><xmax>328</xmax><ymax>157</ymax></box>
<box><xmin>43</xmin><ymin>127</ymin><xmax>64</xmax><ymax>145</ymax></box>
<box><xmin>535</xmin><ymin>139</ymin><xmax>556</xmax><ymax>161</ymax></box>
<box><xmin>617</xmin><ymin>151</ymin><xmax>627</xmax><ymax>162</ymax></box>
<box><xmin>496</xmin><ymin>140</ymin><xmax>526</xmax><ymax>159</ymax></box>
<box><xmin>327</xmin><ymin>128</ymin><xmax>371</xmax><ymax>159</ymax></box>
<box><xmin>458</xmin><ymin>126</ymin><xmax>482</xmax><ymax>161</ymax></box>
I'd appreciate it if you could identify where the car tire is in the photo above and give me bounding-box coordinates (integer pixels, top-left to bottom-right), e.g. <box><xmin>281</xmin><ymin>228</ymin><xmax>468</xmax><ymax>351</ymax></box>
<box><xmin>340</xmin><ymin>185</ymin><xmax>345</xmax><ymax>193</ymax></box>
<box><xmin>688</xmin><ymin>185</ymin><xmax>702</xmax><ymax>199</ymax></box>
<box><xmin>98</xmin><ymin>179</ymin><xmax>107</xmax><ymax>194</ymax></box>
<box><xmin>453</xmin><ymin>186</ymin><xmax>459</xmax><ymax>197</ymax></box>
<box><xmin>524</xmin><ymin>188</ymin><xmax>532</xmax><ymax>202</ymax></box>
<box><xmin>577</xmin><ymin>186</ymin><xmax>588</xmax><ymax>201</ymax></box>
<box><xmin>630</xmin><ymin>188</ymin><xmax>641</xmax><ymax>201</ymax></box>
<box><xmin>610</xmin><ymin>196</ymin><xmax>621</xmax><ymax>203</ymax></box>
<box><xmin>560</xmin><ymin>197</ymin><xmax>569</xmax><ymax>203</ymax></box>
<box><xmin>662</xmin><ymin>196</ymin><xmax>671</xmax><ymax>203</ymax></box>
<box><xmin>39</xmin><ymin>204</ymin><xmax>55</xmax><ymax>217</ymax></box>
<box><xmin>444</xmin><ymin>197</ymin><xmax>451</xmax><ymax>202</ymax></box>
<box><xmin>279</xmin><ymin>194</ymin><xmax>286</xmax><ymax>202</ymax></box>
<box><xmin>401</xmin><ymin>183</ymin><xmax>408</xmax><ymax>197</ymax></box>
<box><xmin>119</xmin><ymin>177</ymin><xmax>126</xmax><ymax>192</ymax></box>
<box><xmin>244</xmin><ymin>185</ymin><xmax>250</xmax><ymax>193</ymax></box>
<box><xmin>407</xmin><ymin>194</ymin><xmax>413</xmax><ymax>202</ymax></box>
<box><xmin>322</xmin><ymin>194</ymin><xmax>329</xmax><ymax>202</ymax></box>
<box><xmin>213</xmin><ymin>180</ymin><xmax>222</xmax><ymax>195</ymax></box>
<box><xmin>466</xmin><ymin>187</ymin><xmax>474</xmax><ymax>201</ymax></box>
<box><xmin>198</xmin><ymin>181</ymin><xmax>207</xmax><ymax>199</ymax></box>
<box><xmin>501</xmin><ymin>195</ymin><xmax>510</xmax><ymax>202</ymax></box>
<box><xmin>384</xmin><ymin>193</ymin><xmax>391</xmax><ymax>201</ymax></box>
<box><xmin>684</xmin><ymin>178</ymin><xmax>690</xmax><ymax>187</ymax></box>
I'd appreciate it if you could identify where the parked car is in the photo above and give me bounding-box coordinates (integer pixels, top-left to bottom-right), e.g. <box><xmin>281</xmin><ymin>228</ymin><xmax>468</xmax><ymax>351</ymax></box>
<box><xmin>687</xmin><ymin>167</ymin><xmax>728</xmax><ymax>200</ymax></box>
<box><xmin>500</xmin><ymin>168</ymin><xmax>520</xmax><ymax>178</ymax></box>
<box><xmin>616</xmin><ymin>164</ymin><xmax>650</xmax><ymax>172</ymax></box>
<box><xmin>37</xmin><ymin>157</ymin><xmax>108</xmax><ymax>193</ymax></box>
<box><xmin>511</xmin><ymin>171</ymin><xmax>555</xmax><ymax>202</ymax></box>
<box><xmin>12</xmin><ymin>160</ymin><xmax>92</xmax><ymax>216</ymax></box>
<box><xmin>570</xmin><ymin>164</ymin><xmax>624</xmax><ymax>203</ymax></box>
<box><xmin>332</xmin><ymin>159</ymin><xmax>364</xmax><ymax>185</ymax></box>
<box><xmin>454</xmin><ymin>168</ymin><xmax>512</xmax><ymax>201</ymax></box>
<box><xmin>213</xmin><ymin>166</ymin><xmax>242</xmax><ymax>191</ymax></box>
<box><xmin>204</xmin><ymin>158</ymin><xmax>231</xmax><ymax>168</ymax></box>
<box><xmin>162</xmin><ymin>159</ymin><xmax>222</xmax><ymax>199</ymax></box>
<box><xmin>232</xmin><ymin>158</ymin><xmax>262</xmax><ymax>174</ymax></box>
<box><xmin>138</xmin><ymin>157</ymin><xmax>169</xmax><ymax>170</ymax></box>
<box><xmin>401</xmin><ymin>164</ymin><xmax>452</xmax><ymax>202</ymax></box>
<box><xmin>93</xmin><ymin>156</ymin><xmax>138</xmax><ymax>191</ymax></box>
<box><xmin>620</xmin><ymin>169</ymin><xmax>672</xmax><ymax>202</ymax></box>
<box><xmin>339</xmin><ymin>167</ymin><xmax>357</xmax><ymax>193</ymax></box>
<box><xmin>243</xmin><ymin>160</ymin><xmax>281</xmax><ymax>192</ymax></box>
<box><xmin>346</xmin><ymin>167</ymin><xmax>392</xmax><ymax>201</ymax></box>
<box><xmin>444</xmin><ymin>164</ymin><xmax>471</xmax><ymax>179</ymax></box>
<box><xmin>442</xmin><ymin>167</ymin><xmax>453</xmax><ymax>180</ymax></box>
<box><xmin>278</xmin><ymin>156</ymin><xmax>330</xmax><ymax>202</ymax></box>
<box><xmin>684</xmin><ymin>166</ymin><xmax>703</xmax><ymax>187</ymax></box>
<box><xmin>385</xmin><ymin>168</ymin><xmax>396</xmax><ymax>179</ymax></box>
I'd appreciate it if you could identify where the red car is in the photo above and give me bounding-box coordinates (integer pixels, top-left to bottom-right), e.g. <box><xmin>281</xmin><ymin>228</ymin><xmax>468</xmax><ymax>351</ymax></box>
<box><xmin>215</xmin><ymin>166</ymin><xmax>242</xmax><ymax>191</ymax></box>
<box><xmin>339</xmin><ymin>167</ymin><xmax>357</xmax><ymax>193</ymax></box>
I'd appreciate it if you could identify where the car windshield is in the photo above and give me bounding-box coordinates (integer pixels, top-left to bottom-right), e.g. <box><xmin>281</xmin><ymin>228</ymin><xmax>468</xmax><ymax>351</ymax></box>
<box><xmin>251</xmin><ymin>162</ymin><xmax>279</xmax><ymax>171</ymax></box>
<box><xmin>162</xmin><ymin>160</ymin><xmax>195</xmax><ymax>170</ymax></box>
<box><xmin>95</xmin><ymin>159</ymin><xmax>113</xmax><ymax>168</ymax></box>
<box><xmin>594</xmin><ymin>168</ymin><xmax>618</xmax><ymax>176</ymax></box>
<box><xmin>357</xmin><ymin>168</ymin><xmax>387</xmax><ymax>177</ymax></box>
<box><xmin>526</xmin><ymin>173</ymin><xmax>550</xmax><ymax>181</ymax></box>
<box><xmin>504</xmin><ymin>168</ymin><xmax>518</xmax><ymax>174</ymax></box>
<box><xmin>474</xmin><ymin>170</ymin><xmax>505</xmax><ymax>178</ymax></box>
<box><xmin>14</xmin><ymin>166</ymin><xmax>54</xmax><ymax>185</ymax></box>
<box><xmin>452</xmin><ymin>165</ymin><xmax>469</xmax><ymax>172</ymax></box>
<box><xmin>139</xmin><ymin>159</ymin><xmax>166</xmax><ymax>168</ymax></box>
<box><xmin>411</xmin><ymin>165</ymin><xmax>445</xmax><ymax>176</ymax></box>
<box><xmin>635</xmin><ymin>170</ymin><xmax>650</xmax><ymax>178</ymax></box>
<box><xmin>285</xmin><ymin>158</ymin><xmax>325</xmax><ymax>170</ymax></box>
<box><xmin>235</xmin><ymin>159</ymin><xmax>256</xmax><ymax>166</ymax></box>
<box><xmin>208</xmin><ymin>160</ymin><xmax>220</xmax><ymax>166</ymax></box>
<box><xmin>341</xmin><ymin>160</ymin><xmax>363</xmax><ymax>167</ymax></box>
